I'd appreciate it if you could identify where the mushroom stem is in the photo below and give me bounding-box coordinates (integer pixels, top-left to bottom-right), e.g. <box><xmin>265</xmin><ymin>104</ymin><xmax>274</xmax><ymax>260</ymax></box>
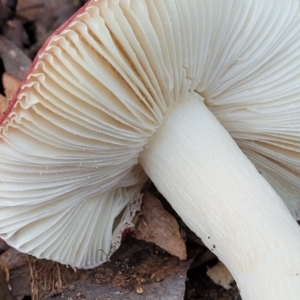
<box><xmin>139</xmin><ymin>93</ymin><xmax>300</xmax><ymax>300</ymax></box>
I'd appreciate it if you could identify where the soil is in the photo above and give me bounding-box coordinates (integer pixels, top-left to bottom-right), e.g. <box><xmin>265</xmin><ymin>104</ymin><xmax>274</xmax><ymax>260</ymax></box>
<box><xmin>0</xmin><ymin>1</ymin><xmax>242</xmax><ymax>299</ymax></box>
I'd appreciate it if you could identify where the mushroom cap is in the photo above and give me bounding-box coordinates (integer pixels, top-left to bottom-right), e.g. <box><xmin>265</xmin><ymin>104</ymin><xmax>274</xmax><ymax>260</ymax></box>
<box><xmin>1</xmin><ymin>0</ymin><xmax>300</xmax><ymax>268</ymax></box>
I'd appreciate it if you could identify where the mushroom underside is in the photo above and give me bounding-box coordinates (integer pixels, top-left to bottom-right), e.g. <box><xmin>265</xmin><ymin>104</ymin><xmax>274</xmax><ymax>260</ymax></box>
<box><xmin>0</xmin><ymin>3</ymin><xmax>299</xmax><ymax>294</ymax></box>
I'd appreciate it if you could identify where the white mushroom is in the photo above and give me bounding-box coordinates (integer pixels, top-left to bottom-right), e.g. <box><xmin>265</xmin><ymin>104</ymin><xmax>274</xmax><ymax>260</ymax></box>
<box><xmin>1</xmin><ymin>1</ymin><xmax>300</xmax><ymax>299</ymax></box>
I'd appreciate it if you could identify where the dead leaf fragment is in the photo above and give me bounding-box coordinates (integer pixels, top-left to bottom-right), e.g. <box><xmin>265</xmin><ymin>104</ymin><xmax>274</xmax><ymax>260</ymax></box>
<box><xmin>10</xmin><ymin>265</ymin><xmax>31</xmax><ymax>300</ymax></box>
<box><xmin>2</xmin><ymin>72</ymin><xmax>20</xmax><ymax>99</ymax></box>
<box><xmin>0</xmin><ymin>94</ymin><xmax>8</xmax><ymax>115</ymax></box>
<box><xmin>16</xmin><ymin>0</ymin><xmax>86</xmax><ymax>57</ymax></box>
<box><xmin>0</xmin><ymin>0</ymin><xmax>17</xmax><ymax>28</ymax></box>
<box><xmin>0</xmin><ymin>258</ymin><xmax>12</xmax><ymax>300</ymax></box>
<box><xmin>0</xmin><ymin>239</ymin><xmax>9</xmax><ymax>253</ymax></box>
<box><xmin>134</xmin><ymin>192</ymin><xmax>187</xmax><ymax>260</ymax></box>
<box><xmin>3</xmin><ymin>18</ymin><xmax>27</xmax><ymax>52</ymax></box>
<box><xmin>0</xmin><ymin>248</ymin><xmax>31</xmax><ymax>300</ymax></box>
<box><xmin>0</xmin><ymin>35</ymin><xmax>31</xmax><ymax>80</ymax></box>
<box><xmin>0</xmin><ymin>72</ymin><xmax>20</xmax><ymax>114</ymax></box>
<box><xmin>29</xmin><ymin>239</ymin><xmax>190</xmax><ymax>300</ymax></box>
<box><xmin>0</xmin><ymin>247</ymin><xmax>28</xmax><ymax>271</ymax></box>
<box><xmin>206</xmin><ymin>261</ymin><xmax>234</xmax><ymax>290</ymax></box>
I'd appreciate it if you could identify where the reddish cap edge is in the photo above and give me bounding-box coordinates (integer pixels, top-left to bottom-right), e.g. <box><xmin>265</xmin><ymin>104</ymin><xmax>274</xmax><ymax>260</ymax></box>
<box><xmin>0</xmin><ymin>0</ymin><xmax>96</xmax><ymax>125</ymax></box>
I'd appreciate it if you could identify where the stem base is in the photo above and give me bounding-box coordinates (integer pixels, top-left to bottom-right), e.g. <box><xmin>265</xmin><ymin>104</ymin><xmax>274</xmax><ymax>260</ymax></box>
<box><xmin>139</xmin><ymin>93</ymin><xmax>300</xmax><ymax>300</ymax></box>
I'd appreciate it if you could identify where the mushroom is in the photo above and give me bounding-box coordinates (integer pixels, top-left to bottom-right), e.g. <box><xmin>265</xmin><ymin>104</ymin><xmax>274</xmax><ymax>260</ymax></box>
<box><xmin>1</xmin><ymin>0</ymin><xmax>300</xmax><ymax>299</ymax></box>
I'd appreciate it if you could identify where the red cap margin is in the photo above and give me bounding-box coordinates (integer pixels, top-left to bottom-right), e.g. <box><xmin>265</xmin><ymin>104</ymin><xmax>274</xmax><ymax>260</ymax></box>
<box><xmin>0</xmin><ymin>0</ymin><xmax>96</xmax><ymax>124</ymax></box>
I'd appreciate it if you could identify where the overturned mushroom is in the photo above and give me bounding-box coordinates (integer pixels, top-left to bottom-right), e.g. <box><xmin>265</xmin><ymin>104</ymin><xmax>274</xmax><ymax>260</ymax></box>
<box><xmin>1</xmin><ymin>1</ymin><xmax>300</xmax><ymax>299</ymax></box>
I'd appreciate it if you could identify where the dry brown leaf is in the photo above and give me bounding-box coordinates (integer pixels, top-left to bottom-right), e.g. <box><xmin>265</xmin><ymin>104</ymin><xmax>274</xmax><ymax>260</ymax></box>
<box><xmin>0</xmin><ymin>258</ymin><xmax>12</xmax><ymax>300</ymax></box>
<box><xmin>0</xmin><ymin>0</ymin><xmax>16</xmax><ymax>29</ymax></box>
<box><xmin>9</xmin><ymin>265</ymin><xmax>31</xmax><ymax>300</ymax></box>
<box><xmin>0</xmin><ymin>248</ymin><xmax>28</xmax><ymax>271</ymax></box>
<box><xmin>0</xmin><ymin>248</ymin><xmax>30</xmax><ymax>300</ymax></box>
<box><xmin>134</xmin><ymin>192</ymin><xmax>187</xmax><ymax>260</ymax></box>
<box><xmin>16</xmin><ymin>0</ymin><xmax>86</xmax><ymax>57</ymax></box>
<box><xmin>0</xmin><ymin>239</ymin><xmax>9</xmax><ymax>253</ymax></box>
<box><xmin>0</xmin><ymin>94</ymin><xmax>8</xmax><ymax>115</ymax></box>
<box><xmin>29</xmin><ymin>239</ymin><xmax>190</xmax><ymax>300</ymax></box>
<box><xmin>0</xmin><ymin>35</ymin><xmax>31</xmax><ymax>80</ymax></box>
<box><xmin>2</xmin><ymin>72</ymin><xmax>20</xmax><ymax>100</ymax></box>
<box><xmin>3</xmin><ymin>19</ymin><xmax>27</xmax><ymax>50</ymax></box>
<box><xmin>206</xmin><ymin>261</ymin><xmax>234</xmax><ymax>290</ymax></box>
<box><xmin>0</xmin><ymin>72</ymin><xmax>20</xmax><ymax>114</ymax></box>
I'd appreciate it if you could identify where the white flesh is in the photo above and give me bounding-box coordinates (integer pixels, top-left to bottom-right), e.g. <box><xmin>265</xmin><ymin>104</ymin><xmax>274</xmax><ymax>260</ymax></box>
<box><xmin>140</xmin><ymin>94</ymin><xmax>300</xmax><ymax>300</ymax></box>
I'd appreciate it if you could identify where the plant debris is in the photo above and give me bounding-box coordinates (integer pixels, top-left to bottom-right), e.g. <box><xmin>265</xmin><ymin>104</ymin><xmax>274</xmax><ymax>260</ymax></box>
<box><xmin>134</xmin><ymin>192</ymin><xmax>187</xmax><ymax>260</ymax></box>
<box><xmin>29</xmin><ymin>239</ymin><xmax>191</xmax><ymax>300</ymax></box>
